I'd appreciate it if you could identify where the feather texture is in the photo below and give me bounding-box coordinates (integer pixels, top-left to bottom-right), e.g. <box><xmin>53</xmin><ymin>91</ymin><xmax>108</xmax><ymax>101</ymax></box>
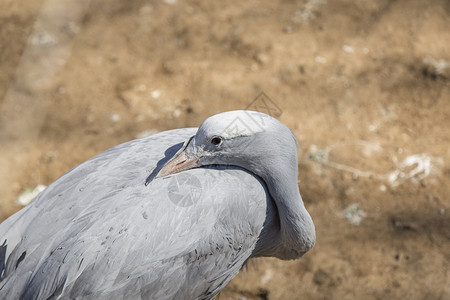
<box><xmin>0</xmin><ymin>129</ymin><xmax>268</xmax><ymax>299</ymax></box>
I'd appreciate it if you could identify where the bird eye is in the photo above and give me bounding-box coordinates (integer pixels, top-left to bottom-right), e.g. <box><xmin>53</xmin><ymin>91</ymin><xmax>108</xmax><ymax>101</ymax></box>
<box><xmin>210</xmin><ymin>136</ymin><xmax>222</xmax><ymax>146</ymax></box>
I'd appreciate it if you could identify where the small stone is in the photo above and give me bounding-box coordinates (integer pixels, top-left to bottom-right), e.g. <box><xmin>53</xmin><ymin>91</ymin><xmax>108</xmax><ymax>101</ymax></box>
<box><xmin>283</xmin><ymin>26</ymin><xmax>293</xmax><ymax>33</ymax></box>
<box><xmin>342</xmin><ymin>45</ymin><xmax>355</xmax><ymax>53</ymax></box>
<box><xmin>315</xmin><ymin>56</ymin><xmax>326</xmax><ymax>64</ymax></box>
<box><xmin>41</xmin><ymin>151</ymin><xmax>59</xmax><ymax>163</ymax></box>
<box><xmin>173</xmin><ymin>108</ymin><xmax>182</xmax><ymax>118</ymax></box>
<box><xmin>110</xmin><ymin>113</ymin><xmax>120</xmax><ymax>122</ymax></box>
<box><xmin>254</xmin><ymin>53</ymin><xmax>269</xmax><ymax>65</ymax></box>
<box><xmin>31</xmin><ymin>31</ymin><xmax>57</xmax><ymax>46</ymax></box>
<box><xmin>151</xmin><ymin>90</ymin><xmax>162</xmax><ymax>99</ymax></box>
<box><xmin>342</xmin><ymin>204</ymin><xmax>366</xmax><ymax>226</ymax></box>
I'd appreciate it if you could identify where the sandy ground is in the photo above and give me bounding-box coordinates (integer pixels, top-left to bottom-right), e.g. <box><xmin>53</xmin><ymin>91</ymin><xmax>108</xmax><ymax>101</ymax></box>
<box><xmin>1</xmin><ymin>0</ymin><xmax>449</xmax><ymax>299</ymax></box>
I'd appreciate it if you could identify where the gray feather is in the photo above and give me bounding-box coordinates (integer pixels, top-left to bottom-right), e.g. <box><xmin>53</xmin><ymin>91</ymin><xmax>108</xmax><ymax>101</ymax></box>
<box><xmin>0</xmin><ymin>110</ymin><xmax>315</xmax><ymax>299</ymax></box>
<box><xmin>0</xmin><ymin>128</ymin><xmax>268</xmax><ymax>299</ymax></box>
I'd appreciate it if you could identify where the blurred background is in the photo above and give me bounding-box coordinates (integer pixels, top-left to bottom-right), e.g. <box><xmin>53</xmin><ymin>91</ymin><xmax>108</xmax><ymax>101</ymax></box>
<box><xmin>1</xmin><ymin>0</ymin><xmax>449</xmax><ymax>299</ymax></box>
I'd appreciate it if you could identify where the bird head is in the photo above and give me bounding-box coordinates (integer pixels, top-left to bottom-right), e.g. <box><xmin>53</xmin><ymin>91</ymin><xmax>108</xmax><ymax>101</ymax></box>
<box><xmin>156</xmin><ymin>110</ymin><xmax>315</xmax><ymax>259</ymax></box>
<box><xmin>156</xmin><ymin>110</ymin><xmax>298</xmax><ymax>182</ymax></box>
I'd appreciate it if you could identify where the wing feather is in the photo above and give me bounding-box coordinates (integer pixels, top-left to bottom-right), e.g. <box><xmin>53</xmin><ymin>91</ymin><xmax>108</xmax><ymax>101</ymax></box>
<box><xmin>0</xmin><ymin>128</ymin><xmax>268</xmax><ymax>300</ymax></box>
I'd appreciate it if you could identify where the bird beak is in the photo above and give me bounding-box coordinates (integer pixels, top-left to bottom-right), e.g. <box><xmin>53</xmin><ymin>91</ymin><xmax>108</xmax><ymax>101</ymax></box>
<box><xmin>156</xmin><ymin>136</ymin><xmax>200</xmax><ymax>178</ymax></box>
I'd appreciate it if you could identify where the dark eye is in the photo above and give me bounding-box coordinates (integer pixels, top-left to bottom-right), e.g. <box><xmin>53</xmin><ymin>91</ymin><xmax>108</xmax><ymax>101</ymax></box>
<box><xmin>211</xmin><ymin>136</ymin><xmax>222</xmax><ymax>146</ymax></box>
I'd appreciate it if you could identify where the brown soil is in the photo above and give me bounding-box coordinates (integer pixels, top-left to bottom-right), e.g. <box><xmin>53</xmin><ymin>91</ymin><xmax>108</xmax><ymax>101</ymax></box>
<box><xmin>1</xmin><ymin>0</ymin><xmax>449</xmax><ymax>299</ymax></box>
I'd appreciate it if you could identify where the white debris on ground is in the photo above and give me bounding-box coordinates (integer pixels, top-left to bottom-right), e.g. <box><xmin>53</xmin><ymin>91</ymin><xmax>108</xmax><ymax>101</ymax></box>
<box><xmin>260</xmin><ymin>269</ymin><xmax>273</xmax><ymax>285</ymax></box>
<box><xmin>110</xmin><ymin>113</ymin><xmax>121</xmax><ymax>122</ymax></box>
<box><xmin>341</xmin><ymin>45</ymin><xmax>370</xmax><ymax>55</ymax></box>
<box><xmin>342</xmin><ymin>45</ymin><xmax>355</xmax><ymax>54</ymax></box>
<box><xmin>308</xmin><ymin>144</ymin><xmax>328</xmax><ymax>162</ymax></box>
<box><xmin>342</xmin><ymin>204</ymin><xmax>366</xmax><ymax>226</ymax></box>
<box><xmin>315</xmin><ymin>56</ymin><xmax>327</xmax><ymax>64</ymax></box>
<box><xmin>31</xmin><ymin>31</ymin><xmax>58</xmax><ymax>46</ymax></box>
<box><xmin>151</xmin><ymin>90</ymin><xmax>162</xmax><ymax>99</ymax></box>
<box><xmin>172</xmin><ymin>108</ymin><xmax>182</xmax><ymax>118</ymax></box>
<box><xmin>422</xmin><ymin>56</ymin><xmax>449</xmax><ymax>78</ymax></box>
<box><xmin>293</xmin><ymin>0</ymin><xmax>326</xmax><ymax>22</ymax></box>
<box><xmin>15</xmin><ymin>184</ymin><xmax>47</xmax><ymax>206</ymax></box>
<box><xmin>308</xmin><ymin>141</ymin><xmax>386</xmax><ymax>180</ymax></box>
<box><xmin>388</xmin><ymin>154</ymin><xmax>443</xmax><ymax>187</ymax></box>
<box><xmin>308</xmin><ymin>142</ymin><xmax>443</xmax><ymax>188</ymax></box>
<box><xmin>379</xmin><ymin>184</ymin><xmax>387</xmax><ymax>192</ymax></box>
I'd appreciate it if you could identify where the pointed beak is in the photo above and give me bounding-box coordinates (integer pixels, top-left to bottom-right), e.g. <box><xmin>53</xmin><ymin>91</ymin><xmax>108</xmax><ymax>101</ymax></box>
<box><xmin>156</xmin><ymin>137</ymin><xmax>200</xmax><ymax>178</ymax></box>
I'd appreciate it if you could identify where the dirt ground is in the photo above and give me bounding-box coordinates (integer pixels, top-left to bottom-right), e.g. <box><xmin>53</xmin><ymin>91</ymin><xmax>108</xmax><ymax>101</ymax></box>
<box><xmin>1</xmin><ymin>0</ymin><xmax>449</xmax><ymax>299</ymax></box>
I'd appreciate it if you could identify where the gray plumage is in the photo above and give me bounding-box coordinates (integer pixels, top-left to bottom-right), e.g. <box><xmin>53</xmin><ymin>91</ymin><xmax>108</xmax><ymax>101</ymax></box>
<box><xmin>0</xmin><ymin>110</ymin><xmax>315</xmax><ymax>299</ymax></box>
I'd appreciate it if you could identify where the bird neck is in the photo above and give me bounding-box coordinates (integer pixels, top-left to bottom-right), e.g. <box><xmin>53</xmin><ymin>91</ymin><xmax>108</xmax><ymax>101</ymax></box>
<box><xmin>266</xmin><ymin>172</ymin><xmax>316</xmax><ymax>259</ymax></box>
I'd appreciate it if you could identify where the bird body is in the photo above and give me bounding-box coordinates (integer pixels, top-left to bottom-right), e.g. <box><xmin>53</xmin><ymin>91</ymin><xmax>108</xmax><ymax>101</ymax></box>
<box><xmin>0</xmin><ymin>111</ymin><xmax>315</xmax><ymax>299</ymax></box>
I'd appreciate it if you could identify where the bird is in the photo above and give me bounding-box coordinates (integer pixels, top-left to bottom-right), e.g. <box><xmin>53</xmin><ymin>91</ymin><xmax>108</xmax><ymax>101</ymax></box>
<box><xmin>0</xmin><ymin>110</ymin><xmax>315</xmax><ymax>299</ymax></box>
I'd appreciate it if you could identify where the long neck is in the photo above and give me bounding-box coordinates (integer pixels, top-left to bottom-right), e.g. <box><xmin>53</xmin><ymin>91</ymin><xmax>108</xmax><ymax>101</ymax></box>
<box><xmin>265</xmin><ymin>169</ymin><xmax>316</xmax><ymax>259</ymax></box>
